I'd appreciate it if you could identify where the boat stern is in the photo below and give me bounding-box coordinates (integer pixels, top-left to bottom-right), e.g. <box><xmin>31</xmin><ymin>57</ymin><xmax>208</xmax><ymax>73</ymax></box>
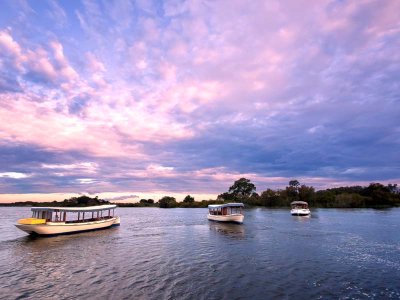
<box><xmin>291</xmin><ymin>209</ymin><xmax>311</xmax><ymax>216</ymax></box>
<box><xmin>113</xmin><ymin>216</ymin><xmax>121</xmax><ymax>226</ymax></box>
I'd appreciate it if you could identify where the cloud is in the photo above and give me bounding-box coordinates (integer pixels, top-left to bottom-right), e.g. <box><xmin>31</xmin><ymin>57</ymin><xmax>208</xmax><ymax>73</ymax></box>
<box><xmin>104</xmin><ymin>194</ymin><xmax>140</xmax><ymax>201</ymax></box>
<box><xmin>0</xmin><ymin>30</ymin><xmax>79</xmax><ymax>87</ymax></box>
<box><xmin>0</xmin><ymin>29</ymin><xmax>25</xmax><ymax>71</ymax></box>
<box><xmin>47</xmin><ymin>0</ymin><xmax>68</xmax><ymax>28</ymax></box>
<box><xmin>76</xmin><ymin>178</ymin><xmax>96</xmax><ymax>184</ymax></box>
<box><xmin>0</xmin><ymin>172</ymin><xmax>30</xmax><ymax>179</ymax></box>
<box><xmin>86</xmin><ymin>52</ymin><xmax>106</xmax><ymax>73</ymax></box>
<box><xmin>41</xmin><ymin>162</ymin><xmax>98</xmax><ymax>173</ymax></box>
<box><xmin>0</xmin><ymin>29</ymin><xmax>23</xmax><ymax>57</ymax></box>
<box><xmin>0</xmin><ymin>72</ymin><xmax>22</xmax><ymax>92</ymax></box>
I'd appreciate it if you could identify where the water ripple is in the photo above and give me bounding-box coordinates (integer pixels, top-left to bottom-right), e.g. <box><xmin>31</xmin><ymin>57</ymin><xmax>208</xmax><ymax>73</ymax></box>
<box><xmin>0</xmin><ymin>207</ymin><xmax>399</xmax><ymax>299</ymax></box>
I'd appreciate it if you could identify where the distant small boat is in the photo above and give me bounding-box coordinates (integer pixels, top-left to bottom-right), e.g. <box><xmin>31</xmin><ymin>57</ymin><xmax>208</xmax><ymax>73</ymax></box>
<box><xmin>207</xmin><ymin>203</ymin><xmax>244</xmax><ymax>223</ymax></box>
<box><xmin>290</xmin><ymin>201</ymin><xmax>311</xmax><ymax>216</ymax></box>
<box><xmin>15</xmin><ymin>205</ymin><xmax>120</xmax><ymax>236</ymax></box>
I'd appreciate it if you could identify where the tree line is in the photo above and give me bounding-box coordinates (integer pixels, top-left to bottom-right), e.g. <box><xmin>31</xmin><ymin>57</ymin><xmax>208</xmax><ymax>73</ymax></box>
<box><xmin>216</xmin><ymin>178</ymin><xmax>400</xmax><ymax>208</ymax></box>
<box><xmin>117</xmin><ymin>195</ymin><xmax>224</xmax><ymax>208</ymax></box>
<box><xmin>117</xmin><ymin>178</ymin><xmax>400</xmax><ymax>208</ymax></box>
<box><xmin>1</xmin><ymin>179</ymin><xmax>399</xmax><ymax>208</ymax></box>
<box><xmin>0</xmin><ymin>195</ymin><xmax>110</xmax><ymax>207</ymax></box>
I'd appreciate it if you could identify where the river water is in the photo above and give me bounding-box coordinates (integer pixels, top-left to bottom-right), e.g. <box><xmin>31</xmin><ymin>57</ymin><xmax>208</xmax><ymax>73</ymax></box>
<box><xmin>0</xmin><ymin>207</ymin><xmax>399</xmax><ymax>299</ymax></box>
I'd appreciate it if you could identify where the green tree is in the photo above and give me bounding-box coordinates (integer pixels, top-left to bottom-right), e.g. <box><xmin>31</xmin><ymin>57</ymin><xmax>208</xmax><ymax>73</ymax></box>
<box><xmin>260</xmin><ymin>189</ymin><xmax>281</xmax><ymax>207</ymax></box>
<box><xmin>289</xmin><ymin>180</ymin><xmax>300</xmax><ymax>188</ymax></box>
<box><xmin>228</xmin><ymin>178</ymin><xmax>256</xmax><ymax>200</ymax></box>
<box><xmin>315</xmin><ymin>190</ymin><xmax>335</xmax><ymax>207</ymax></box>
<box><xmin>139</xmin><ymin>199</ymin><xmax>155</xmax><ymax>206</ymax></box>
<box><xmin>158</xmin><ymin>196</ymin><xmax>177</xmax><ymax>208</ymax></box>
<box><xmin>387</xmin><ymin>184</ymin><xmax>398</xmax><ymax>194</ymax></box>
<box><xmin>286</xmin><ymin>180</ymin><xmax>300</xmax><ymax>201</ymax></box>
<box><xmin>246</xmin><ymin>192</ymin><xmax>261</xmax><ymax>206</ymax></box>
<box><xmin>217</xmin><ymin>192</ymin><xmax>236</xmax><ymax>202</ymax></box>
<box><xmin>183</xmin><ymin>195</ymin><xmax>195</xmax><ymax>203</ymax></box>
<box><xmin>298</xmin><ymin>185</ymin><xmax>315</xmax><ymax>203</ymax></box>
<box><xmin>362</xmin><ymin>183</ymin><xmax>393</xmax><ymax>206</ymax></box>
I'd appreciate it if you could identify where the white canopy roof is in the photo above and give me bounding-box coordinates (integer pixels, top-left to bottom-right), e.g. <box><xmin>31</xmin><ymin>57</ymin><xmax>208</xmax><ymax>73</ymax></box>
<box><xmin>31</xmin><ymin>204</ymin><xmax>117</xmax><ymax>212</ymax></box>
<box><xmin>208</xmin><ymin>203</ymin><xmax>244</xmax><ymax>209</ymax></box>
<box><xmin>290</xmin><ymin>201</ymin><xmax>308</xmax><ymax>205</ymax></box>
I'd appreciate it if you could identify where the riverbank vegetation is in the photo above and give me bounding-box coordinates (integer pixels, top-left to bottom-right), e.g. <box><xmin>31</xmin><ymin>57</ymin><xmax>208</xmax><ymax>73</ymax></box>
<box><xmin>1</xmin><ymin>179</ymin><xmax>399</xmax><ymax>208</ymax></box>
<box><xmin>0</xmin><ymin>195</ymin><xmax>110</xmax><ymax>207</ymax></box>
<box><xmin>217</xmin><ymin>178</ymin><xmax>400</xmax><ymax>208</ymax></box>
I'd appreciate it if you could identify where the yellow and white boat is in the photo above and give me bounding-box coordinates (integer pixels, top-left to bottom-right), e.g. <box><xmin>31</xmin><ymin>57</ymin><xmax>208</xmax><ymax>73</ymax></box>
<box><xmin>15</xmin><ymin>205</ymin><xmax>120</xmax><ymax>236</ymax></box>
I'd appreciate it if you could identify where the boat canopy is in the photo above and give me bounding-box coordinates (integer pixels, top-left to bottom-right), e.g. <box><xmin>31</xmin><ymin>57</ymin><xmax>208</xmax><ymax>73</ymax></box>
<box><xmin>30</xmin><ymin>204</ymin><xmax>117</xmax><ymax>213</ymax></box>
<box><xmin>290</xmin><ymin>201</ymin><xmax>308</xmax><ymax>205</ymax></box>
<box><xmin>208</xmin><ymin>203</ymin><xmax>244</xmax><ymax>209</ymax></box>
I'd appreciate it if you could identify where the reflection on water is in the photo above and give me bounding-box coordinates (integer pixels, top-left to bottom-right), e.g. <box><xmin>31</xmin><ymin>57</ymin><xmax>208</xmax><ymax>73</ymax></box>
<box><xmin>292</xmin><ymin>214</ymin><xmax>311</xmax><ymax>222</ymax></box>
<box><xmin>18</xmin><ymin>225</ymin><xmax>120</xmax><ymax>248</ymax></box>
<box><xmin>208</xmin><ymin>221</ymin><xmax>245</xmax><ymax>238</ymax></box>
<box><xmin>0</xmin><ymin>207</ymin><xmax>399</xmax><ymax>299</ymax></box>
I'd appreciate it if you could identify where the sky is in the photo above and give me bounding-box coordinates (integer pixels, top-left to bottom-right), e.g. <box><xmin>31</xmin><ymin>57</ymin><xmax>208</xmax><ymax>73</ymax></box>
<box><xmin>0</xmin><ymin>0</ymin><xmax>399</xmax><ymax>203</ymax></box>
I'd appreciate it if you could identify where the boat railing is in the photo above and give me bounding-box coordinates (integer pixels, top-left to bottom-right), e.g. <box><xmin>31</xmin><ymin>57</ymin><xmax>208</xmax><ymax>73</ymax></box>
<box><xmin>209</xmin><ymin>207</ymin><xmax>243</xmax><ymax>216</ymax></box>
<box><xmin>63</xmin><ymin>216</ymin><xmax>114</xmax><ymax>224</ymax></box>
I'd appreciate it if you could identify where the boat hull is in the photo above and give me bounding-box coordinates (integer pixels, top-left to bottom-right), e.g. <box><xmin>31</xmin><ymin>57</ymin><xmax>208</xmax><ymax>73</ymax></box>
<box><xmin>15</xmin><ymin>217</ymin><xmax>120</xmax><ymax>236</ymax></box>
<box><xmin>291</xmin><ymin>209</ymin><xmax>311</xmax><ymax>216</ymax></box>
<box><xmin>207</xmin><ymin>214</ymin><xmax>244</xmax><ymax>224</ymax></box>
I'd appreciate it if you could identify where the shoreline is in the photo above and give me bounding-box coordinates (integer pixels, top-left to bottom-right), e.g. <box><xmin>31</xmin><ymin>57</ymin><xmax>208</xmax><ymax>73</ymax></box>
<box><xmin>1</xmin><ymin>203</ymin><xmax>398</xmax><ymax>209</ymax></box>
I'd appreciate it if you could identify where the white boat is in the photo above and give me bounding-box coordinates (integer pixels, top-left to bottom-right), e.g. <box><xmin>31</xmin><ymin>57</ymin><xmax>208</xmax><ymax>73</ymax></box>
<box><xmin>15</xmin><ymin>205</ymin><xmax>120</xmax><ymax>236</ymax></box>
<box><xmin>290</xmin><ymin>201</ymin><xmax>311</xmax><ymax>216</ymax></box>
<box><xmin>207</xmin><ymin>203</ymin><xmax>244</xmax><ymax>223</ymax></box>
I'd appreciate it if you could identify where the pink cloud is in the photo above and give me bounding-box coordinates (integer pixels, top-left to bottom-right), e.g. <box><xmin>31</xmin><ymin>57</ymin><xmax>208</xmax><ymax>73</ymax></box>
<box><xmin>0</xmin><ymin>31</ymin><xmax>79</xmax><ymax>84</ymax></box>
<box><xmin>86</xmin><ymin>52</ymin><xmax>106</xmax><ymax>73</ymax></box>
<box><xmin>25</xmin><ymin>48</ymin><xmax>58</xmax><ymax>82</ymax></box>
<box><xmin>0</xmin><ymin>29</ymin><xmax>26</xmax><ymax>69</ymax></box>
<box><xmin>0</xmin><ymin>30</ymin><xmax>23</xmax><ymax>57</ymax></box>
<box><xmin>50</xmin><ymin>41</ymin><xmax>79</xmax><ymax>81</ymax></box>
<box><xmin>0</xmin><ymin>78</ymin><xmax>195</xmax><ymax>157</ymax></box>
<box><xmin>0</xmin><ymin>93</ymin><xmax>140</xmax><ymax>157</ymax></box>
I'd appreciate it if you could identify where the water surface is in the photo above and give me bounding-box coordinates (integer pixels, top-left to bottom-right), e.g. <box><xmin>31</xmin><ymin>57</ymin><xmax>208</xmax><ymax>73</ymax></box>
<box><xmin>0</xmin><ymin>207</ymin><xmax>399</xmax><ymax>299</ymax></box>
